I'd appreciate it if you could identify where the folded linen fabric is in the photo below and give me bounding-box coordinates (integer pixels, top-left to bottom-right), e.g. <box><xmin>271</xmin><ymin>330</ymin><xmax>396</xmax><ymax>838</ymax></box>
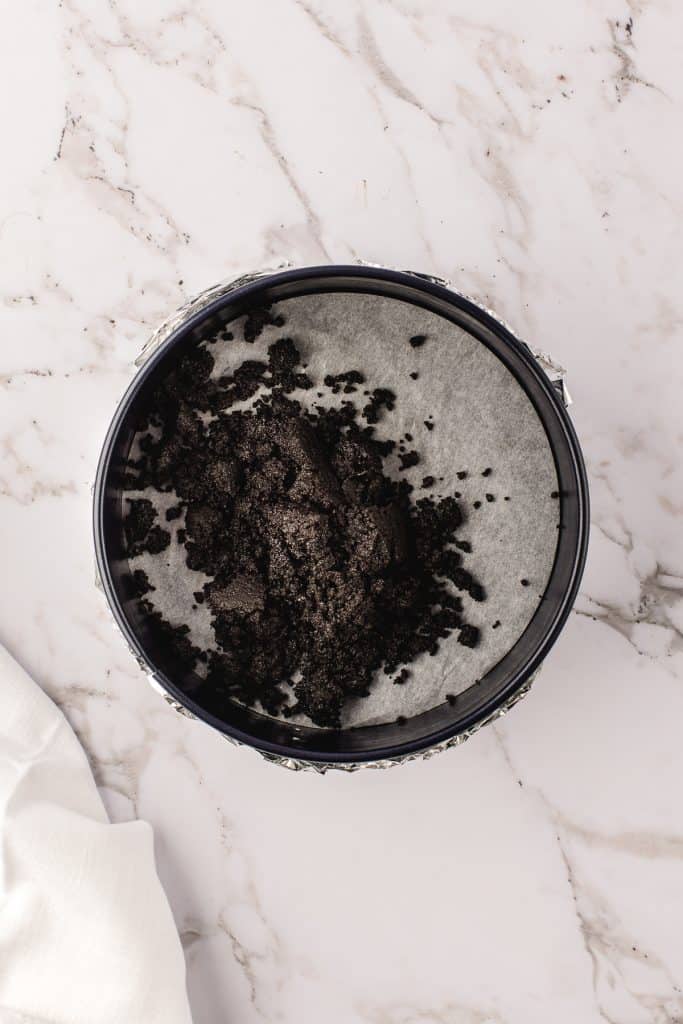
<box><xmin>0</xmin><ymin>644</ymin><xmax>193</xmax><ymax>1024</ymax></box>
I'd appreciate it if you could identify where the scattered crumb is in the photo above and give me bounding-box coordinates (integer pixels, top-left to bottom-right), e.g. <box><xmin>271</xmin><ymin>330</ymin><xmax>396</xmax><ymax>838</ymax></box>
<box><xmin>399</xmin><ymin>451</ymin><xmax>420</xmax><ymax>471</ymax></box>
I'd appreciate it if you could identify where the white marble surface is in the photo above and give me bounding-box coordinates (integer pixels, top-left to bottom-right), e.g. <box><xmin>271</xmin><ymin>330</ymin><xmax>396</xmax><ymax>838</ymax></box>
<box><xmin>1</xmin><ymin>1</ymin><xmax>682</xmax><ymax>1021</ymax></box>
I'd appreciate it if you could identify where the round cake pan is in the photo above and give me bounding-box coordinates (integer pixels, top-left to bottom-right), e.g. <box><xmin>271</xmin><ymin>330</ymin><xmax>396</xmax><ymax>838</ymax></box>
<box><xmin>93</xmin><ymin>265</ymin><xmax>589</xmax><ymax>771</ymax></box>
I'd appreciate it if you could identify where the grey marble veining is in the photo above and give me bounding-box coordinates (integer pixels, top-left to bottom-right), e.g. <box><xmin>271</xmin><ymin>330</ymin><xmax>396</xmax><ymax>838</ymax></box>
<box><xmin>1</xmin><ymin>2</ymin><xmax>682</xmax><ymax>1022</ymax></box>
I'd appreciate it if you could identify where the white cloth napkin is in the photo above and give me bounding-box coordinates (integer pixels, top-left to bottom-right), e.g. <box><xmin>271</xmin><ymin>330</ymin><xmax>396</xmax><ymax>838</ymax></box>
<box><xmin>0</xmin><ymin>644</ymin><xmax>193</xmax><ymax>1024</ymax></box>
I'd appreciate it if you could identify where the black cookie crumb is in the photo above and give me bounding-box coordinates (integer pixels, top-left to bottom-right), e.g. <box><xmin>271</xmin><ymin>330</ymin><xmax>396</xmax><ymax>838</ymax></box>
<box><xmin>124</xmin><ymin>499</ymin><xmax>170</xmax><ymax>557</ymax></box>
<box><xmin>399</xmin><ymin>450</ymin><xmax>420</xmax><ymax>471</ymax></box>
<box><xmin>324</xmin><ymin>370</ymin><xmax>365</xmax><ymax>395</ymax></box>
<box><xmin>123</xmin><ymin>569</ymin><xmax>154</xmax><ymax>599</ymax></box>
<box><xmin>243</xmin><ymin>305</ymin><xmax>285</xmax><ymax>343</ymax></box>
<box><xmin>124</xmin><ymin>327</ymin><xmax>487</xmax><ymax>728</ymax></box>
<box><xmin>362</xmin><ymin>387</ymin><xmax>396</xmax><ymax>424</ymax></box>
<box><xmin>409</xmin><ymin>334</ymin><xmax>427</xmax><ymax>348</ymax></box>
<box><xmin>458</xmin><ymin>624</ymin><xmax>480</xmax><ymax>648</ymax></box>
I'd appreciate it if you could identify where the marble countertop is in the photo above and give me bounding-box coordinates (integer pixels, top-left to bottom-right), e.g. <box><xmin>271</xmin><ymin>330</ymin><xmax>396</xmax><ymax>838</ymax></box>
<box><xmin>2</xmin><ymin>2</ymin><xmax>683</xmax><ymax>1021</ymax></box>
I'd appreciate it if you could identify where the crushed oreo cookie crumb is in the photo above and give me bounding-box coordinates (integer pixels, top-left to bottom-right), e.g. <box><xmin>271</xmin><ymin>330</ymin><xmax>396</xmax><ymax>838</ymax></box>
<box><xmin>124</xmin><ymin>499</ymin><xmax>170</xmax><ymax>557</ymax></box>
<box><xmin>243</xmin><ymin>305</ymin><xmax>285</xmax><ymax>343</ymax></box>
<box><xmin>123</xmin><ymin>321</ymin><xmax>487</xmax><ymax>728</ymax></box>
<box><xmin>324</xmin><ymin>370</ymin><xmax>365</xmax><ymax>395</ymax></box>
<box><xmin>123</xmin><ymin>568</ymin><xmax>154</xmax><ymax>599</ymax></box>
<box><xmin>458</xmin><ymin>624</ymin><xmax>480</xmax><ymax>648</ymax></box>
<box><xmin>398</xmin><ymin>450</ymin><xmax>420</xmax><ymax>471</ymax></box>
<box><xmin>363</xmin><ymin>387</ymin><xmax>396</xmax><ymax>424</ymax></box>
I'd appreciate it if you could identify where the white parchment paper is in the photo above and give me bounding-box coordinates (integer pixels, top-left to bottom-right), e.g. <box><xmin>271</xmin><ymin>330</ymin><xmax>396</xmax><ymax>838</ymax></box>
<box><xmin>130</xmin><ymin>291</ymin><xmax>559</xmax><ymax>728</ymax></box>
